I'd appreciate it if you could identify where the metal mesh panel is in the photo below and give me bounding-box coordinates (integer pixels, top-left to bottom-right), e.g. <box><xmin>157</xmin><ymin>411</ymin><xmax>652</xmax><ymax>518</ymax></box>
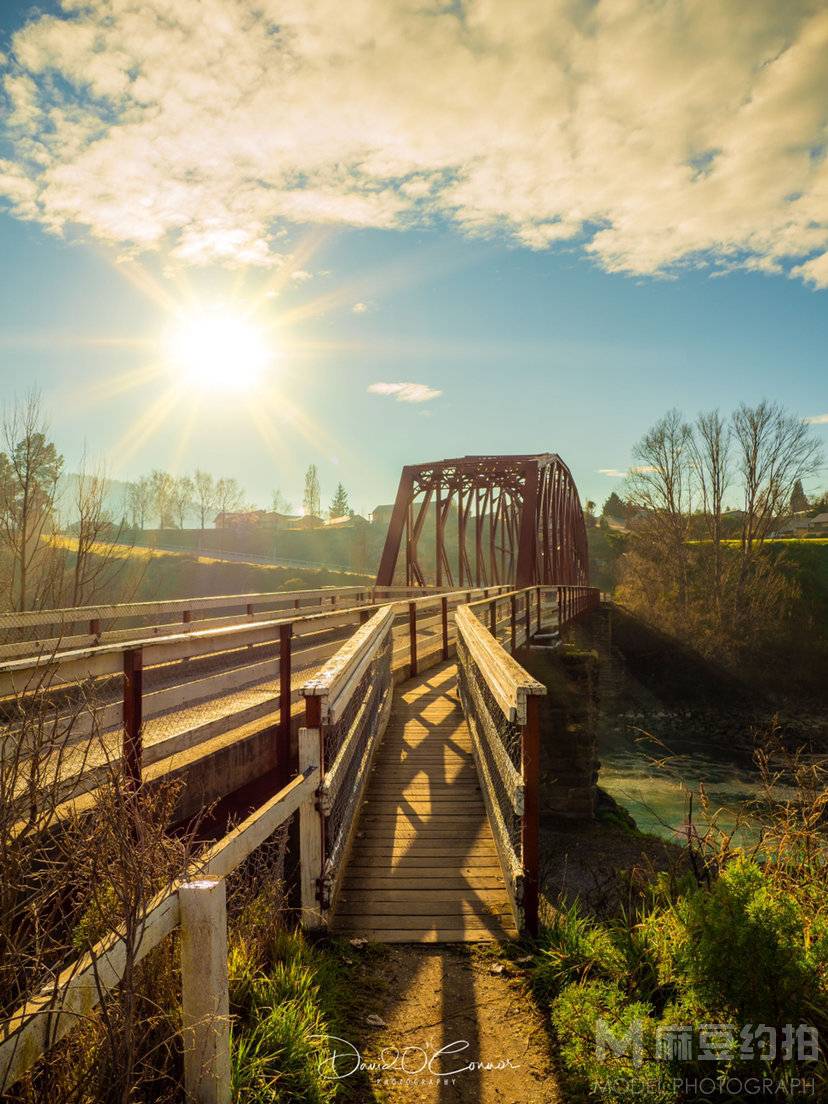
<box><xmin>455</xmin><ymin>632</ymin><xmax>522</xmax><ymax>865</ymax></box>
<box><xmin>321</xmin><ymin>632</ymin><xmax>392</xmax><ymax>889</ymax></box>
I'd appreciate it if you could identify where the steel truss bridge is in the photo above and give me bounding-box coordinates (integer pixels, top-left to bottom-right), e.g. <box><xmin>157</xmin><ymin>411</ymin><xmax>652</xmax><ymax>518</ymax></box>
<box><xmin>377</xmin><ymin>454</ymin><xmax>589</xmax><ymax>589</ymax></box>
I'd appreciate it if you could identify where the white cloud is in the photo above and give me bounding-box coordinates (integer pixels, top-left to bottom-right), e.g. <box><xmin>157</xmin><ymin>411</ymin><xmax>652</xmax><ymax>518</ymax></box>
<box><xmin>2</xmin><ymin>2</ymin><xmax>828</xmax><ymax>284</ymax></box>
<box><xmin>352</xmin><ymin>302</ymin><xmax>368</xmax><ymax>314</ymax></box>
<box><xmin>597</xmin><ymin>469</ymin><xmax>626</xmax><ymax>478</ymax></box>
<box><xmin>804</xmin><ymin>413</ymin><xmax>828</xmax><ymax>424</ymax></box>
<box><xmin>291</xmin><ymin>269</ymin><xmax>313</xmax><ymax>282</ymax></box>
<box><xmin>368</xmin><ymin>381</ymin><xmax>442</xmax><ymax>403</ymax></box>
<box><xmin>630</xmin><ymin>465</ymin><xmax>659</xmax><ymax>474</ymax></box>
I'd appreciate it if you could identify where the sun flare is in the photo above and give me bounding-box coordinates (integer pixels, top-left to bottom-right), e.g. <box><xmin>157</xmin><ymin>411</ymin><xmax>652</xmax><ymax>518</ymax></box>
<box><xmin>162</xmin><ymin>308</ymin><xmax>273</xmax><ymax>393</ymax></box>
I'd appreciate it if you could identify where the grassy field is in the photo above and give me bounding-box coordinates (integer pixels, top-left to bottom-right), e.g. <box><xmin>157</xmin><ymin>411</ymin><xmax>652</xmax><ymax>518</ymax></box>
<box><xmin>52</xmin><ymin>534</ymin><xmax>376</xmax><ymax>604</ymax></box>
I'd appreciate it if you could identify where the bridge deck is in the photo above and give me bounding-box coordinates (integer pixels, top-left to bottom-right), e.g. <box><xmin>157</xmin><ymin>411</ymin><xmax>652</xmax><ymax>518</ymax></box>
<box><xmin>333</xmin><ymin>662</ymin><xmax>517</xmax><ymax>943</ymax></box>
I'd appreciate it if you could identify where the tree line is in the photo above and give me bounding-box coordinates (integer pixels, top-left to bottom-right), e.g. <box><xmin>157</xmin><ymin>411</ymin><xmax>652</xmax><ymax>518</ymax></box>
<box><xmin>609</xmin><ymin>400</ymin><xmax>824</xmax><ymax>678</ymax></box>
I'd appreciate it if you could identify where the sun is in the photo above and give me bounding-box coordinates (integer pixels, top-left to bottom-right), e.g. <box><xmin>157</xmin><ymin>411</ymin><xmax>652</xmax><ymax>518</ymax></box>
<box><xmin>163</xmin><ymin>308</ymin><xmax>273</xmax><ymax>393</ymax></box>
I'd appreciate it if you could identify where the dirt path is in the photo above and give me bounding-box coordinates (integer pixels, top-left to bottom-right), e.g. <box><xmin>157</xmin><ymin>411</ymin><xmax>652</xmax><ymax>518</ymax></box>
<box><xmin>340</xmin><ymin>942</ymin><xmax>561</xmax><ymax>1104</ymax></box>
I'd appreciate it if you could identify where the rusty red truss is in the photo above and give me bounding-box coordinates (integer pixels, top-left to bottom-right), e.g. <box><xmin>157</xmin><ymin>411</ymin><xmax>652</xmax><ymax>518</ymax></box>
<box><xmin>375</xmin><ymin>454</ymin><xmax>589</xmax><ymax>589</ymax></box>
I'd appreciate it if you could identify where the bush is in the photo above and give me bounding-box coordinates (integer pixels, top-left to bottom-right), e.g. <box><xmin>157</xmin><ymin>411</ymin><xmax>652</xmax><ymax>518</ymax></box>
<box><xmin>533</xmin><ymin>860</ymin><xmax>828</xmax><ymax>1102</ymax></box>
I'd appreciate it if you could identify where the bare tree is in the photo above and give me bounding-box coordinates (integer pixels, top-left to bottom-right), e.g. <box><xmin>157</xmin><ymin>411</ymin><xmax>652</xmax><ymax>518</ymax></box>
<box><xmin>125</xmin><ymin>475</ymin><xmax>152</xmax><ymax>530</ymax></box>
<box><xmin>193</xmin><ymin>469</ymin><xmax>219</xmax><ymax>529</ymax></box>
<box><xmin>690</xmin><ymin>410</ymin><xmax>731</xmax><ymax>623</ymax></box>
<box><xmin>732</xmin><ymin>401</ymin><xmax>823</xmax><ymax>556</ymax></box>
<box><xmin>0</xmin><ymin>391</ymin><xmax>63</xmax><ymax>612</ymax></box>
<box><xmin>149</xmin><ymin>470</ymin><xmax>175</xmax><ymax>529</ymax></box>
<box><xmin>271</xmin><ymin>487</ymin><xmax>293</xmax><ymax>515</ymax></box>
<box><xmin>170</xmin><ymin>475</ymin><xmax>194</xmax><ymax>529</ymax></box>
<box><xmin>626</xmin><ymin>409</ymin><xmax>695</xmax><ymax>616</ymax></box>
<box><xmin>68</xmin><ymin>454</ymin><xmax>133</xmax><ymax>609</ymax></box>
<box><xmin>214</xmin><ymin>476</ymin><xmax>244</xmax><ymax>524</ymax></box>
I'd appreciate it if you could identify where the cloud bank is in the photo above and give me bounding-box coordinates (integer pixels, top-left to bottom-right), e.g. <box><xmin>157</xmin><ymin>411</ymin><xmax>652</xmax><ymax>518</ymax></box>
<box><xmin>368</xmin><ymin>381</ymin><xmax>442</xmax><ymax>403</ymax></box>
<box><xmin>1</xmin><ymin>1</ymin><xmax>828</xmax><ymax>284</ymax></box>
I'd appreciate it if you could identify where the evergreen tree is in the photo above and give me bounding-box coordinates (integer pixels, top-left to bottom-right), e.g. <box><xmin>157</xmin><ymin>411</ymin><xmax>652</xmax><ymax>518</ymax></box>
<box><xmin>329</xmin><ymin>482</ymin><xmax>349</xmax><ymax>518</ymax></box>
<box><xmin>790</xmin><ymin>479</ymin><xmax>809</xmax><ymax>513</ymax></box>
<box><xmin>602</xmin><ymin>491</ymin><xmax>627</xmax><ymax>519</ymax></box>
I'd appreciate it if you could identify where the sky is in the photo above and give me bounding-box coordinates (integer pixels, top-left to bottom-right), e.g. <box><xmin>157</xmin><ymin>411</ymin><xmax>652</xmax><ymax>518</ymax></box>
<box><xmin>0</xmin><ymin>0</ymin><xmax>826</xmax><ymax>516</ymax></box>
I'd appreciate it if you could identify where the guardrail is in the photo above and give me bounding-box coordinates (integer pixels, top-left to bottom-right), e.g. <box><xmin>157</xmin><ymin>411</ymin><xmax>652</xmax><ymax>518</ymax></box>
<box><xmin>0</xmin><ymin>766</ymin><xmax>320</xmax><ymax>1101</ymax></box>
<box><xmin>0</xmin><ymin>585</ymin><xmax>438</xmax><ymax>661</ymax></box>
<box><xmin>455</xmin><ymin>583</ymin><xmax>601</xmax><ymax>935</ymax></box>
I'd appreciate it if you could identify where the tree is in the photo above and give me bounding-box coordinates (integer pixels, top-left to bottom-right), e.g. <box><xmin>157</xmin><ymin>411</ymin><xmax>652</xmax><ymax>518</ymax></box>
<box><xmin>602</xmin><ymin>492</ymin><xmax>627</xmax><ymax>520</ymax></box>
<box><xmin>690</xmin><ymin>409</ymin><xmax>731</xmax><ymax>622</ymax></box>
<box><xmin>583</xmin><ymin>499</ymin><xmax>597</xmax><ymax>528</ymax></box>
<box><xmin>329</xmin><ymin>482</ymin><xmax>349</xmax><ymax>519</ymax></box>
<box><xmin>68</xmin><ymin>453</ymin><xmax>132</xmax><ymax>609</ymax></box>
<box><xmin>271</xmin><ymin>488</ymin><xmax>293</xmax><ymax>515</ymax></box>
<box><xmin>0</xmin><ymin>391</ymin><xmax>63</xmax><ymax>611</ymax></box>
<box><xmin>125</xmin><ymin>476</ymin><xmax>152</xmax><ymax>529</ymax></box>
<box><xmin>790</xmin><ymin>479</ymin><xmax>809</xmax><ymax>514</ymax></box>
<box><xmin>303</xmin><ymin>464</ymin><xmax>321</xmax><ymax>518</ymax></box>
<box><xmin>215</xmin><ymin>477</ymin><xmax>244</xmax><ymax>523</ymax></box>
<box><xmin>170</xmin><ymin>475</ymin><xmax>194</xmax><ymax>529</ymax></box>
<box><xmin>149</xmin><ymin>470</ymin><xmax>175</xmax><ymax>528</ymax></box>
<box><xmin>193</xmin><ymin>470</ymin><xmax>219</xmax><ymax>529</ymax></box>
<box><xmin>732</xmin><ymin>401</ymin><xmax>822</xmax><ymax>553</ymax></box>
<box><xmin>625</xmin><ymin>409</ymin><xmax>695</xmax><ymax>617</ymax></box>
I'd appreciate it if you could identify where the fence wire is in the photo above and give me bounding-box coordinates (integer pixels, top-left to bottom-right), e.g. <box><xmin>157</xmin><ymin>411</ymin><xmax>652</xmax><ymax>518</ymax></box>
<box><xmin>321</xmin><ymin>631</ymin><xmax>392</xmax><ymax>898</ymax></box>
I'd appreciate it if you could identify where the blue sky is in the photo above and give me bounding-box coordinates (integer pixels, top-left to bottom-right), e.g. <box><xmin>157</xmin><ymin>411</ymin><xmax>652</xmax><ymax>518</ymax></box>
<box><xmin>1</xmin><ymin>0</ymin><xmax>826</xmax><ymax>515</ymax></box>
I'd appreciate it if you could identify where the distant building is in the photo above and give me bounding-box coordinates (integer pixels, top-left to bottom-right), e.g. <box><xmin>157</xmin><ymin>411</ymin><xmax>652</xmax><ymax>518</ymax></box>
<box><xmin>371</xmin><ymin>504</ymin><xmax>395</xmax><ymax>527</ymax></box>
<box><xmin>770</xmin><ymin>513</ymin><xmax>828</xmax><ymax>537</ymax></box>
<box><xmin>214</xmin><ymin>510</ymin><xmax>301</xmax><ymax>529</ymax></box>
<box><xmin>287</xmin><ymin>514</ymin><xmax>325</xmax><ymax>530</ymax></box>
<box><xmin>324</xmin><ymin>513</ymin><xmax>369</xmax><ymax>529</ymax></box>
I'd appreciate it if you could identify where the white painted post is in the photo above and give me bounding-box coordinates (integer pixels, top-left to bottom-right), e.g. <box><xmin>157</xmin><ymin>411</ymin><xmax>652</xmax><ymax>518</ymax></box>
<box><xmin>298</xmin><ymin>724</ymin><xmax>324</xmax><ymax>929</ymax></box>
<box><xmin>179</xmin><ymin>877</ymin><xmax>231</xmax><ymax>1104</ymax></box>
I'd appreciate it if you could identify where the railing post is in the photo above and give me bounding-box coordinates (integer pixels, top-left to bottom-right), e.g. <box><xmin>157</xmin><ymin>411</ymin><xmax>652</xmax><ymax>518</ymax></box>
<box><xmin>122</xmin><ymin>648</ymin><xmax>143</xmax><ymax>789</ymax></box>
<box><xmin>408</xmin><ymin>600</ymin><xmax>418</xmax><ymax>676</ymax></box>
<box><xmin>278</xmin><ymin>623</ymin><xmax>292</xmax><ymax>784</ymax></box>
<box><xmin>536</xmin><ymin>586</ymin><xmax>542</xmax><ymax>633</ymax></box>
<box><xmin>299</xmin><ymin>701</ymin><xmax>324</xmax><ymax>929</ymax></box>
<box><xmin>180</xmin><ymin>876</ymin><xmax>231</xmax><ymax>1104</ymax></box>
<box><xmin>524</xmin><ymin>590</ymin><xmax>531</xmax><ymax>642</ymax></box>
<box><xmin>441</xmin><ymin>596</ymin><xmax>449</xmax><ymax>661</ymax></box>
<box><xmin>489</xmin><ymin>598</ymin><xmax>497</xmax><ymax>637</ymax></box>
<box><xmin>510</xmin><ymin>594</ymin><xmax>517</xmax><ymax>653</ymax></box>
<box><xmin>557</xmin><ymin>586</ymin><xmax>563</xmax><ymax>636</ymax></box>
<box><xmin>522</xmin><ymin>694</ymin><xmax>540</xmax><ymax>938</ymax></box>
<box><xmin>246</xmin><ymin>603</ymin><xmax>254</xmax><ymax>618</ymax></box>
<box><xmin>89</xmin><ymin>617</ymin><xmax>101</xmax><ymax>637</ymax></box>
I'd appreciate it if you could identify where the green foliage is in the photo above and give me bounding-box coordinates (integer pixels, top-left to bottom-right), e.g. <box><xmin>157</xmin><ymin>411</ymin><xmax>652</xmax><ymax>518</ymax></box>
<box><xmin>532</xmin><ymin>902</ymin><xmax>623</xmax><ymax>1000</ymax></box>
<box><xmin>228</xmin><ymin>888</ymin><xmax>347</xmax><ymax>1103</ymax></box>
<box><xmin>550</xmin><ymin>980</ymin><xmax>672</xmax><ymax>1104</ymax></box>
<box><xmin>533</xmin><ymin>861</ymin><xmax>828</xmax><ymax>1103</ymax></box>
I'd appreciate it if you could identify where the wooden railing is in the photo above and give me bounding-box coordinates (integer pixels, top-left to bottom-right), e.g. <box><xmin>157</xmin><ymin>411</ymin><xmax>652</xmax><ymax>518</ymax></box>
<box><xmin>0</xmin><ymin>585</ymin><xmax>437</xmax><ymax>662</ymax></box>
<box><xmin>454</xmin><ymin>583</ymin><xmax>600</xmax><ymax>935</ymax></box>
<box><xmin>0</xmin><ymin>766</ymin><xmax>319</xmax><ymax>1101</ymax></box>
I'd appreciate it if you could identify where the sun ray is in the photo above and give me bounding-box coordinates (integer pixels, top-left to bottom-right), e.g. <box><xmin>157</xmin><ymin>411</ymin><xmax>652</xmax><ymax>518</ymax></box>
<box><xmin>109</xmin><ymin>386</ymin><xmax>182</xmax><ymax>473</ymax></box>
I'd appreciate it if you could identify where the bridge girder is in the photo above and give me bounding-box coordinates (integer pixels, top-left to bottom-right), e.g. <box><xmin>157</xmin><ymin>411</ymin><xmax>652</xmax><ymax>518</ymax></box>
<box><xmin>375</xmin><ymin>454</ymin><xmax>589</xmax><ymax>589</ymax></box>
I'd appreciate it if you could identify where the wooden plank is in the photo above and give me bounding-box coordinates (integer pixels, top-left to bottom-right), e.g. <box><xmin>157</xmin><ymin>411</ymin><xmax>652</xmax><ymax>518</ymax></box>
<box><xmin>336</xmin><ymin>898</ymin><xmax>513</xmax><ymax>917</ymax></box>
<box><xmin>330</xmin><ymin>929</ymin><xmax>514</xmax><ymax>943</ymax></box>
<box><xmin>343</xmin><ymin>876</ymin><xmax>506</xmax><ymax>891</ymax></box>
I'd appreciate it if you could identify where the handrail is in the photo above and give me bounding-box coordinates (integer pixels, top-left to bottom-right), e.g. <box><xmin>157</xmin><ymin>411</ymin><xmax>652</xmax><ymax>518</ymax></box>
<box><xmin>0</xmin><ymin>765</ymin><xmax>320</xmax><ymax>1096</ymax></box>
<box><xmin>0</xmin><ymin>585</ymin><xmax>441</xmax><ymax>633</ymax></box>
<box><xmin>455</xmin><ymin>604</ymin><xmax>545</xmax><ymax>723</ymax></box>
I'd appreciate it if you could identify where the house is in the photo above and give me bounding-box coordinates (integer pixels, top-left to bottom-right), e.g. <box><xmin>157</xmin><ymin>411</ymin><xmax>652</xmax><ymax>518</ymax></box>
<box><xmin>324</xmin><ymin>513</ymin><xmax>369</xmax><ymax>529</ymax></box>
<box><xmin>371</xmin><ymin>504</ymin><xmax>395</xmax><ymax>527</ymax></box>
<box><xmin>287</xmin><ymin>514</ymin><xmax>324</xmax><ymax>530</ymax></box>
<box><xmin>214</xmin><ymin>509</ymin><xmax>301</xmax><ymax>529</ymax></box>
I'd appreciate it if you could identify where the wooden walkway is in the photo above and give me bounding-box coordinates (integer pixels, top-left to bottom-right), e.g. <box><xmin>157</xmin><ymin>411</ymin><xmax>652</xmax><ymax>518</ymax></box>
<box><xmin>333</xmin><ymin>661</ymin><xmax>517</xmax><ymax>942</ymax></box>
